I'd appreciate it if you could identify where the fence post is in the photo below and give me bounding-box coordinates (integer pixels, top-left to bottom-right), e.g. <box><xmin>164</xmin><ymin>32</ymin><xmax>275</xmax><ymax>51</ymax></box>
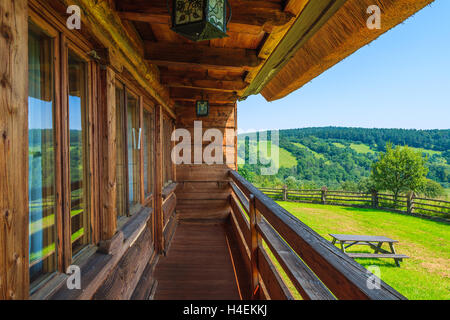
<box><xmin>283</xmin><ymin>185</ymin><xmax>288</xmax><ymax>201</ymax></box>
<box><xmin>321</xmin><ymin>186</ymin><xmax>328</xmax><ymax>204</ymax></box>
<box><xmin>249</xmin><ymin>194</ymin><xmax>261</xmax><ymax>299</ymax></box>
<box><xmin>407</xmin><ymin>191</ymin><xmax>415</xmax><ymax>214</ymax></box>
<box><xmin>372</xmin><ymin>191</ymin><xmax>379</xmax><ymax>208</ymax></box>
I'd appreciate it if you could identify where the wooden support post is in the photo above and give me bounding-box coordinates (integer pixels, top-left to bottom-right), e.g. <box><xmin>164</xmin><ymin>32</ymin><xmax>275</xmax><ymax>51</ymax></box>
<box><xmin>407</xmin><ymin>191</ymin><xmax>415</xmax><ymax>214</ymax></box>
<box><xmin>154</xmin><ymin>105</ymin><xmax>164</xmax><ymax>254</ymax></box>
<box><xmin>282</xmin><ymin>185</ymin><xmax>288</xmax><ymax>201</ymax></box>
<box><xmin>0</xmin><ymin>0</ymin><xmax>29</xmax><ymax>299</ymax></box>
<box><xmin>99</xmin><ymin>66</ymin><xmax>117</xmax><ymax>240</ymax></box>
<box><xmin>372</xmin><ymin>191</ymin><xmax>379</xmax><ymax>208</ymax></box>
<box><xmin>321</xmin><ymin>186</ymin><xmax>328</xmax><ymax>205</ymax></box>
<box><xmin>249</xmin><ymin>194</ymin><xmax>261</xmax><ymax>299</ymax></box>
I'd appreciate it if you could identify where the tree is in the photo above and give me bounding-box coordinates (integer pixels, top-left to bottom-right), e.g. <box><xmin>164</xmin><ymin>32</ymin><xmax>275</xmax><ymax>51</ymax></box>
<box><xmin>285</xmin><ymin>176</ymin><xmax>300</xmax><ymax>190</ymax></box>
<box><xmin>357</xmin><ymin>177</ymin><xmax>377</xmax><ymax>193</ymax></box>
<box><xmin>418</xmin><ymin>179</ymin><xmax>445</xmax><ymax>198</ymax></box>
<box><xmin>340</xmin><ymin>180</ymin><xmax>358</xmax><ymax>191</ymax></box>
<box><xmin>371</xmin><ymin>144</ymin><xmax>428</xmax><ymax>202</ymax></box>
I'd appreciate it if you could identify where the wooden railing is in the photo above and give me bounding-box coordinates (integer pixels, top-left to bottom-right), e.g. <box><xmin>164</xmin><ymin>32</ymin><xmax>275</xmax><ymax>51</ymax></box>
<box><xmin>229</xmin><ymin>170</ymin><xmax>406</xmax><ymax>300</ymax></box>
<box><xmin>259</xmin><ymin>187</ymin><xmax>450</xmax><ymax>218</ymax></box>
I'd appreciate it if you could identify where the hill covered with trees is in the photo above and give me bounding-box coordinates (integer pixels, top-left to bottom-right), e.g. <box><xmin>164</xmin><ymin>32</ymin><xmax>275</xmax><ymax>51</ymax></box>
<box><xmin>238</xmin><ymin>127</ymin><xmax>449</xmax><ymax>191</ymax></box>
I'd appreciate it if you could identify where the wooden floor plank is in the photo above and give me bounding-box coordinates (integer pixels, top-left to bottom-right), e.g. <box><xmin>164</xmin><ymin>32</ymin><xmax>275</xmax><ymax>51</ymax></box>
<box><xmin>154</xmin><ymin>222</ymin><xmax>242</xmax><ymax>300</ymax></box>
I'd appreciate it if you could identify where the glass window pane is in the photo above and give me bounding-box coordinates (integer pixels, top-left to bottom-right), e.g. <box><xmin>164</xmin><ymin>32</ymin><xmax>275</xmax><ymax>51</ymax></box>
<box><xmin>127</xmin><ymin>93</ymin><xmax>141</xmax><ymax>207</ymax></box>
<box><xmin>116</xmin><ymin>85</ymin><xmax>127</xmax><ymax>218</ymax></box>
<box><xmin>143</xmin><ymin>109</ymin><xmax>154</xmax><ymax>197</ymax></box>
<box><xmin>28</xmin><ymin>26</ymin><xmax>57</xmax><ymax>284</ymax></box>
<box><xmin>68</xmin><ymin>52</ymin><xmax>90</xmax><ymax>256</ymax></box>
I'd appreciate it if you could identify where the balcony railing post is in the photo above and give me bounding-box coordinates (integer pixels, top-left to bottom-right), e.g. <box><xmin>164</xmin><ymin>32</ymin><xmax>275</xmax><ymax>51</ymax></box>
<box><xmin>249</xmin><ymin>194</ymin><xmax>261</xmax><ymax>299</ymax></box>
<box><xmin>283</xmin><ymin>185</ymin><xmax>288</xmax><ymax>201</ymax></box>
<box><xmin>407</xmin><ymin>191</ymin><xmax>415</xmax><ymax>214</ymax></box>
<box><xmin>321</xmin><ymin>186</ymin><xmax>328</xmax><ymax>204</ymax></box>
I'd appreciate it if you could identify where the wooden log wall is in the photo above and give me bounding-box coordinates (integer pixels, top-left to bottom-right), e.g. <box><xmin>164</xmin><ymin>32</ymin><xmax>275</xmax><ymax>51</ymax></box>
<box><xmin>175</xmin><ymin>102</ymin><xmax>237</xmax><ymax>221</ymax></box>
<box><xmin>0</xmin><ymin>0</ymin><xmax>29</xmax><ymax>300</ymax></box>
<box><xmin>93</xmin><ymin>228</ymin><xmax>154</xmax><ymax>300</ymax></box>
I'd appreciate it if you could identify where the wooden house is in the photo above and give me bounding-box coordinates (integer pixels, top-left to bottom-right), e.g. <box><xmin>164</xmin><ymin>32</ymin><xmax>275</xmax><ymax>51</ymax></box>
<box><xmin>0</xmin><ymin>0</ymin><xmax>433</xmax><ymax>300</ymax></box>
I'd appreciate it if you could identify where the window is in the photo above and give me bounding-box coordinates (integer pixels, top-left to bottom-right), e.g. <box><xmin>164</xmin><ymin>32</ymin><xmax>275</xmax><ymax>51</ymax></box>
<box><xmin>68</xmin><ymin>51</ymin><xmax>90</xmax><ymax>256</ymax></box>
<box><xmin>143</xmin><ymin>107</ymin><xmax>154</xmax><ymax>198</ymax></box>
<box><xmin>127</xmin><ymin>92</ymin><xmax>141</xmax><ymax>207</ymax></box>
<box><xmin>28</xmin><ymin>22</ymin><xmax>93</xmax><ymax>288</ymax></box>
<box><xmin>116</xmin><ymin>83</ymin><xmax>142</xmax><ymax>219</ymax></box>
<box><xmin>116</xmin><ymin>84</ymin><xmax>127</xmax><ymax>218</ymax></box>
<box><xmin>28</xmin><ymin>24</ymin><xmax>57</xmax><ymax>284</ymax></box>
<box><xmin>163</xmin><ymin>115</ymin><xmax>175</xmax><ymax>186</ymax></box>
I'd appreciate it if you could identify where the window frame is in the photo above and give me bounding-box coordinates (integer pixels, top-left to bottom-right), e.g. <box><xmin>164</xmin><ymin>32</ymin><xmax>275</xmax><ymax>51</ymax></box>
<box><xmin>27</xmin><ymin>18</ymin><xmax>61</xmax><ymax>291</ymax></box>
<box><xmin>142</xmin><ymin>101</ymin><xmax>156</xmax><ymax>206</ymax></box>
<box><xmin>28</xmin><ymin>9</ymin><xmax>98</xmax><ymax>293</ymax></box>
<box><xmin>115</xmin><ymin>78</ymin><xmax>146</xmax><ymax>226</ymax></box>
<box><xmin>64</xmin><ymin>41</ymin><xmax>95</xmax><ymax>260</ymax></box>
<box><xmin>162</xmin><ymin>113</ymin><xmax>176</xmax><ymax>187</ymax></box>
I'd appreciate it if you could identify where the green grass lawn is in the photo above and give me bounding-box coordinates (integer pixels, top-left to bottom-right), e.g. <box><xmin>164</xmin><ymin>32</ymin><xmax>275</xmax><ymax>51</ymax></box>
<box><xmin>275</xmin><ymin>201</ymin><xmax>450</xmax><ymax>300</ymax></box>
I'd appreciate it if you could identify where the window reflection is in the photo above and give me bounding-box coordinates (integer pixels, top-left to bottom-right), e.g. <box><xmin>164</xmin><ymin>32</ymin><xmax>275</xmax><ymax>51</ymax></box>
<box><xmin>28</xmin><ymin>26</ymin><xmax>57</xmax><ymax>284</ymax></box>
<box><xmin>68</xmin><ymin>52</ymin><xmax>90</xmax><ymax>256</ymax></box>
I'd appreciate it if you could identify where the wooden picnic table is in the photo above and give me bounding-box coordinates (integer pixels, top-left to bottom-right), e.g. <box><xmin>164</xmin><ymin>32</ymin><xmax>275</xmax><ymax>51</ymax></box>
<box><xmin>330</xmin><ymin>234</ymin><xmax>409</xmax><ymax>267</ymax></box>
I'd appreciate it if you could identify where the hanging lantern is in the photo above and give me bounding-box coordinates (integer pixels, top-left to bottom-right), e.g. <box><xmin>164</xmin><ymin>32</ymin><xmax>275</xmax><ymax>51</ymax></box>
<box><xmin>169</xmin><ymin>0</ymin><xmax>231</xmax><ymax>42</ymax></box>
<box><xmin>196</xmin><ymin>100</ymin><xmax>209</xmax><ymax>117</ymax></box>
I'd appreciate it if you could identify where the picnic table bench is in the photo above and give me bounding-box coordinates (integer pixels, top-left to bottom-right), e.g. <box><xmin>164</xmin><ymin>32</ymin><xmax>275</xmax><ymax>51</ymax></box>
<box><xmin>330</xmin><ymin>234</ymin><xmax>409</xmax><ymax>267</ymax></box>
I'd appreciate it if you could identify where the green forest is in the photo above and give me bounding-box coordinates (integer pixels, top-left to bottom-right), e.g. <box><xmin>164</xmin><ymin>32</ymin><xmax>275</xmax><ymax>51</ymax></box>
<box><xmin>238</xmin><ymin>127</ymin><xmax>449</xmax><ymax>193</ymax></box>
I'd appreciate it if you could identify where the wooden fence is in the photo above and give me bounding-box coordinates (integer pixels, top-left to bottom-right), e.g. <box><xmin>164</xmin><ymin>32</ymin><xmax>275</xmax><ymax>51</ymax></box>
<box><xmin>259</xmin><ymin>186</ymin><xmax>450</xmax><ymax>218</ymax></box>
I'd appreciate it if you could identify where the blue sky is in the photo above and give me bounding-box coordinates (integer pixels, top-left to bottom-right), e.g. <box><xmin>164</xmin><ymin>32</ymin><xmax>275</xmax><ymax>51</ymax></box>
<box><xmin>238</xmin><ymin>0</ymin><xmax>450</xmax><ymax>132</ymax></box>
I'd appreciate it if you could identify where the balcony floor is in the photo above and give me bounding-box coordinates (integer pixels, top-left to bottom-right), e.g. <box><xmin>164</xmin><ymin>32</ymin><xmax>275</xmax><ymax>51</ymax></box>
<box><xmin>153</xmin><ymin>221</ymin><xmax>244</xmax><ymax>300</ymax></box>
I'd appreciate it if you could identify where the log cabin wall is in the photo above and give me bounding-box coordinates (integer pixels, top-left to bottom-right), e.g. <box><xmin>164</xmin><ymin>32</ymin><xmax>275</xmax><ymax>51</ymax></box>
<box><xmin>175</xmin><ymin>102</ymin><xmax>237</xmax><ymax>221</ymax></box>
<box><xmin>0</xmin><ymin>0</ymin><xmax>176</xmax><ymax>300</ymax></box>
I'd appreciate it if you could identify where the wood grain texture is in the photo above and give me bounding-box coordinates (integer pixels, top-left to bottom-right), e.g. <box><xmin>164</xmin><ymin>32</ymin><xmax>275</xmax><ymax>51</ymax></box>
<box><xmin>154</xmin><ymin>223</ymin><xmax>242</xmax><ymax>300</ymax></box>
<box><xmin>116</xmin><ymin>0</ymin><xmax>294</xmax><ymax>30</ymax></box>
<box><xmin>0</xmin><ymin>0</ymin><xmax>29</xmax><ymax>300</ymax></box>
<box><xmin>99</xmin><ymin>67</ymin><xmax>117</xmax><ymax>240</ymax></box>
<box><xmin>58</xmin><ymin>0</ymin><xmax>174</xmax><ymax>114</ymax></box>
<box><xmin>93</xmin><ymin>229</ymin><xmax>154</xmax><ymax>300</ymax></box>
<box><xmin>145</xmin><ymin>42</ymin><xmax>261</xmax><ymax>68</ymax></box>
<box><xmin>262</xmin><ymin>0</ymin><xmax>435</xmax><ymax>101</ymax></box>
<box><xmin>154</xmin><ymin>105</ymin><xmax>164</xmax><ymax>253</ymax></box>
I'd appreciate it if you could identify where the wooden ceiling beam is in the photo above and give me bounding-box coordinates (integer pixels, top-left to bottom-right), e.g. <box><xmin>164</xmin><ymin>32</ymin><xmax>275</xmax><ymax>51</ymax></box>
<box><xmin>170</xmin><ymin>88</ymin><xmax>238</xmax><ymax>103</ymax></box>
<box><xmin>161</xmin><ymin>71</ymin><xmax>247</xmax><ymax>92</ymax></box>
<box><xmin>144</xmin><ymin>42</ymin><xmax>262</xmax><ymax>68</ymax></box>
<box><xmin>115</xmin><ymin>0</ymin><xmax>294</xmax><ymax>33</ymax></box>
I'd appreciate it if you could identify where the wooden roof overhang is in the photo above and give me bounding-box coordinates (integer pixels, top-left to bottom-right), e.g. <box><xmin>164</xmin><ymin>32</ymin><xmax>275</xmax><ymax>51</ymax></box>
<box><xmin>52</xmin><ymin>0</ymin><xmax>434</xmax><ymax>108</ymax></box>
<box><xmin>111</xmin><ymin>0</ymin><xmax>312</xmax><ymax>106</ymax></box>
<box><xmin>256</xmin><ymin>0</ymin><xmax>436</xmax><ymax>101</ymax></box>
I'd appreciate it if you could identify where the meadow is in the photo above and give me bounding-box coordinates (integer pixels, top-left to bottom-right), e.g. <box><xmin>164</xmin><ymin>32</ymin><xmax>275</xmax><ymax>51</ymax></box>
<box><xmin>275</xmin><ymin>201</ymin><xmax>450</xmax><ymax>300</ymax></box>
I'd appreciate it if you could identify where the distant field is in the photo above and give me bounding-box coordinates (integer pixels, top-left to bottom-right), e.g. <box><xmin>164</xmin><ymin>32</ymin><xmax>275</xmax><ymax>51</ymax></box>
<box><xmin>350</xmin><ymin>143</ymin><xmax>376</xmax><ymax>154</ymax></box>
<box><xmin>276</xmin><ymin>201</ymin><xmax>450</xmax><ymax>300</ymax></box>
<box><xmin>237</xmin><ymin>140</ymin><xmax>297</xmax><ymax>168</ymax></box>
<box><xmin>332</xmin><ymin>142</ymin><xmax>346</xmax><ymax>148</ymax></box>
<box><xmin>409</xmin><ymin>147</ymin><xmax>443</xmax><ymax>157</ymax></box>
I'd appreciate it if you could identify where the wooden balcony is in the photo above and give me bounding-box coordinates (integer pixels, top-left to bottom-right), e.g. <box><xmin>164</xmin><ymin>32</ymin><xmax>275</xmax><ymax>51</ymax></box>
<box><xmin>0</xmin><ymin>0</ymin><xmax>430</xmax><ymax>300</ymax></box>
<box><xmin>138</xmin><ymin>170</ymin><xmax>406</xmax><ymax>300</ymax></box>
